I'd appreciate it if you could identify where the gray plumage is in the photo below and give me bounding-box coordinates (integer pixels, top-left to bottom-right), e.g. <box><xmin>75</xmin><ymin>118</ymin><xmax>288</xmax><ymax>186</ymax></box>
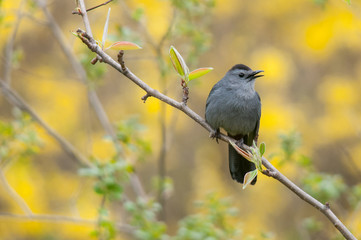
<box><xmin>205</xmin><ymin>64</ymin><xmax>262</xmax><ymax>185</ymax></box>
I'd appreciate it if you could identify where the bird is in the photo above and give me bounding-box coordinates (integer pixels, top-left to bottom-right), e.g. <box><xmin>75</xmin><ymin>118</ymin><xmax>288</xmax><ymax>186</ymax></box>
<box><xmin>205</xmin><ymin>64</ymin><xmax>263</xmax><ymax>185</ymax></box>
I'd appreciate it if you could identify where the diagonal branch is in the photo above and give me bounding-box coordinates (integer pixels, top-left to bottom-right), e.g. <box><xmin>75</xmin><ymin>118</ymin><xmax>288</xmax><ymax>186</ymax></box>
<box><xmin>2</xmin><ymin>0</ymin><xmax>25</xmax><ymax>85</ymax></box>
<box><xmin>77</xmin><ymin>29</ymin><xmax>222</xmax><ymax>136</ymax></box>
<box><xmin>261</xmin><ymin>159</ymin><xmax>356</xmax><ymax>240</ymax></box>
<box><xmin>0</xmin><ymin>79</ymin><xmax>92</xmax><ymax>167</ymax></box>
<box><xmin>75</xmin><ymin>28</ymin><xmax>357</xmax><ymax>240</ymax></box>
<box><xmin>0</xmin><ymin>170</ymin><xmax>32</xmax><ymax>215</ymax></box>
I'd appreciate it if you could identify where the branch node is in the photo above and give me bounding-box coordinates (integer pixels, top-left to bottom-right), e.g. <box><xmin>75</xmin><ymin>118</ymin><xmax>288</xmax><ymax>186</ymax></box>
<box><xmin>91</xmin><ymin>57</ymin><xmax>98</xmax><ymax>65</ymax></box>
<box><xmin>262</xmin><ymin>168</ymin><xmax>277</xmax><ymax>178</ymax></box>
<box><xmin>141</xmin><ymin>93</ymin><xmax>151</xmax><ymax>103</ymax></box>
<box><xmin>325</xmin><ymin>202</ymin><xmax>330</xmax><ymax>210</ymax></box>
<box><xmin>262</xmin><ymin>169</ymin><xmax>272</xmax><ymax>177</ymax></box>
<box><xmin>72</xmin><ymin>8</ymin><xmax>83</xmax><ymax>15</ymax></box>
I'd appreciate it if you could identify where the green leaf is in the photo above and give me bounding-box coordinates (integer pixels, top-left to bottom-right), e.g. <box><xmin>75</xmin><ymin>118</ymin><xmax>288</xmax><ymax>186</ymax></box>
<box><xmin>249</xmin><ymin>142</ymin><xmax>263</xmax><ymax>171</ymax></box>
<box><xmin>188</xmin><ymin>67</ymin><xmax>213</xmax><ymax>81</ymax></box>
<box><xmin>98</xmin><ymin>207</ymin><xmax>109</xmax><ymax>217</ymax></box>
<box><xmin>243</xmin><ymin>170</ymin><xmax>258</xmax><ymax>189</ymax></box>
<box><xmin>132</xmin><ymin>7</ymin><xmax>144</xmax><ymax>21</ymax></box>
<box><xmin>345</xmin><ymin>0</ymin><xmax>351</xmax><ymax>5</ymax></box>
<box><xmin>71</xmin><ymin>31</ymin><xmax>81</xmax><ymax>39</ymax></box>
<box><xmin>259</xmin><ymin>142</ymin><xmax>266</xmax><ymax>156</ymax></box>
<box><xmin>94</xmin><ymin>182</ymin><xmax>106</xmax><ymax>194</ymax></box>
<box><xmin>169</xmin><ymin>46</ymin><xmax>189</xmax><ymax>81</ymax></box>
<box><xmin>78</xmin><ymin>167</ymin><xmax>101</xmax><ymax>177</ymax></box>
<box><xmin>106</xmin><ymin>41</ymin><xmax>142</xmax><ymax>50</ymax></box>
<box><xmin>101</xmin><ymin>8</ymin><xmax>111</xmax><ymax>49</ymax></box>
<box><xmin>106</xmin><ymin>182</ymin><xmax>123</xmax><ymax>194</ymax></box>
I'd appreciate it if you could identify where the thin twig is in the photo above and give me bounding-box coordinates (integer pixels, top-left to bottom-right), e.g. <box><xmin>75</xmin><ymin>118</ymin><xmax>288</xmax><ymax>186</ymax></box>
<box><xmin>72</xmin><ymin>0</ymin><xmax>114</xmax><ymax>15</ymax></box>
<box><xmin>118</xmin><ymin>1</ymin><xmax>157</xmax><ymax>49</ymax></box>
<box><xmin>75</xmin><ymin>0</ymin><xmax>93</xmax><ymax>37</ymax></box>
<box><xmin>118</xmin><ymin>3</ymin><xmax>177</xmax><ymax>220</ymax></box>
<box><xmin>2</xmin><ymin>0</ymin><xmax>25</xmax><ymax>85</ymax></box>
<box><xmin>97</xmin><ymin>196</ymin><xmax>107</xmax><ymax>240</ymax></box>
<box><xmin>0</xmin><ymin>170</ymin><xmax>32</xmax><ymax>215</ymax></box>
<box><xmin>76</xmin><ymin>29</ymin><xmax>357</xmax><ymax>240</ymax></box>
<box><xmin>156</xmin><ymin>10</ymin><xmax>177</xmax><ymax>220</ymax></box>
<box><xmin>157</xmin><ymin>8</ymin><xmax>177</xmax><ymax>51</ymax></box>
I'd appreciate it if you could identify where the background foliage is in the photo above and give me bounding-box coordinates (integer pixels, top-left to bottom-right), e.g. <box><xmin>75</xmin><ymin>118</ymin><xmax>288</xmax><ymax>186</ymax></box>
<box><xmin>0</xmin><ymin>0</ymin><xmax>361</xmax><ymax>239</ymax></box>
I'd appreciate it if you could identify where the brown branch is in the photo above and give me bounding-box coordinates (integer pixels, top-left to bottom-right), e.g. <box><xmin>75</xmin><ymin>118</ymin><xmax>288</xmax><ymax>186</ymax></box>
<box><xmin>76</xmin><ymin>28</ymin><xmax>357</xmax><ymax>240</ymax></box>
<box><xmin>72</xmin><ymin>0</ymin><xmax>114</xmax><ymax>15</ymax></box>
<box><xmin>141</xmin><ymin>93</ymin><xmax>151</xmax><ymax>102</ymax></box>
<box><xmin>117</xmin><ymin>3</ymin><xmax>177</xmax><ymax>220</ymax></box>
<box><xmin>0</xmin><ymin>170</ymin><xmax>32</xmax><ymax>215</ymax></box>
<box><xmin>77</xmin><ymin>29</ymin><xmax>222</xmax><ymax>135</ymax></box>
<box><xmin>2</xmin><ymin>0</ymin><xmax>25</xmax><ymax>85</ymax></box>
<box><xmin>181</xmin><ymin>79</ymin><xmax>189</xmax><ymax>104</ymax></box>
<box><xmin>261</xmin><ymin>158</ymin><xmax>356</xmax><ymax>240</ymax></box>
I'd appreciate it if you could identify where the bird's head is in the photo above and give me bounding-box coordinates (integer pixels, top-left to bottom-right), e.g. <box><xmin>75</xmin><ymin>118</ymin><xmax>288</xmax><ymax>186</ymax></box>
<box><xmin>225</xmin><ymin>64</ymin><xmax>264</xmax><ymax>89</ymax></box>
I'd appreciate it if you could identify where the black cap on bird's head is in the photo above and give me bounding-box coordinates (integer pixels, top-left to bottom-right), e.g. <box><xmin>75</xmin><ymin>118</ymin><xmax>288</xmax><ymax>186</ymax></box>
<box><xmin>230</xmin><ymin>64</ymin><xmax>252</xmax><ymax>71</ymax></box>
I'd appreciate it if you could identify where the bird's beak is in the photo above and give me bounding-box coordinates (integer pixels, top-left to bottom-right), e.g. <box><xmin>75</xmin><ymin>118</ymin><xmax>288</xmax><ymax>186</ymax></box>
<box><xmin>248</xmin><ymin>70</ymin><xmax>264</xmax><ymax>80</ymax></box>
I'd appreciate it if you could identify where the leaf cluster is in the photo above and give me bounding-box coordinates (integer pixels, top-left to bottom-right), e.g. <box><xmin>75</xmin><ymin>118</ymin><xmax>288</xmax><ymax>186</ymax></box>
<box><xmin>0</xmin><ymin>108</ymin><xmax>42</xmax><ymax>166</ymax></box>
<box><xmin>169</xmin><ymin>0</ymin><xmax>215</xmax><ymax>65</ymax></box>
<box><xmin>115</xmin><ymin>116</ymin><xmax>152</xmax><ymax>161</ymax></box>
<box><xmin>91</xmin><ymin>208</ymin><xmax>117</xmax><ymax>240</ymax></box>
<box><xmin>174</xmin><ymin>193</ymin><xmax>239</xmax><ymax>240</ymax></box>
<box><xmin>124</xmin><ymin>198</ymin><xmax>167</xmax><ymax>240</ymax></box>
<box><xmin>79</xmin><ymin>160</ymin><xmax>132</xmax><ymax>200</ymax></box>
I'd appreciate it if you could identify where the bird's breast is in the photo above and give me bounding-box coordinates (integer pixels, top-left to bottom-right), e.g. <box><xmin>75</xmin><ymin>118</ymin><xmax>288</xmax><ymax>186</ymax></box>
<box><xmin>206</xmin><ymin>89</ymin><xmax>261</xmax><ymax>135</ymax></box>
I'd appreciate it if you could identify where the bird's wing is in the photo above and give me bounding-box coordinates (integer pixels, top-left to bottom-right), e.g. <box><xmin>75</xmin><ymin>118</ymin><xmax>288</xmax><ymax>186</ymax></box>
<box><xmin>205</xmin><ymin>83</ymin><xmax>220</xmax><ymax>109</ymax></box>
<box><xmin>245</xmin><ymin>119</ymin><xmax>259</xmax><ymax>146</ymax></box>
<box><xmin>247</xmin><ymin>92</ymin><xmax>261</xmax><ymax>146</ymax></box>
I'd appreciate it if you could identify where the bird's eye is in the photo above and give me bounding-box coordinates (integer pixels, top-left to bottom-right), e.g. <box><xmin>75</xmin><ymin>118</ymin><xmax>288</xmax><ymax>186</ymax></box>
<box><xmin>239</xmin><ymin>73</ymin><xmax>245</xmax><ymax>78</ymax></box>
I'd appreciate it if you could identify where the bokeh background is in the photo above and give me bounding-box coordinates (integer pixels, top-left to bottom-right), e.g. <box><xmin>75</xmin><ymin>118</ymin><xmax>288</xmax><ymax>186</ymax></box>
<box><xmin>1</xmin><ymin>0</ymin><xmax>361</xmax><ymax>239</ymax></box>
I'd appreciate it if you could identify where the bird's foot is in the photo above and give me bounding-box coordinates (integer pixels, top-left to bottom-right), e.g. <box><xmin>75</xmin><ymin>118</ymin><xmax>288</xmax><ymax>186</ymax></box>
<box><xmin>209</xmin><ymin>128</ymin><xmax>221</xmax><ymax>143</ymax></box>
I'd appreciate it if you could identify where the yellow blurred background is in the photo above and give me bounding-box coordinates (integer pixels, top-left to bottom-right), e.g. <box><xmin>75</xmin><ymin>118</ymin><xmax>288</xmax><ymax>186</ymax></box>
<box><xmin>0</xmin><ymin>0</ymin><xmax>361</xmax><ymax>239</ymax></box>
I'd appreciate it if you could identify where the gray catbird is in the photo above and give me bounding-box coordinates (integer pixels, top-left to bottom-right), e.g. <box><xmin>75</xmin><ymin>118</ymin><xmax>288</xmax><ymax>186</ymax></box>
<box><xmin>205</xmin><ymin>64</ymin><xmax>263</xmax><ymax>185</ymax></box>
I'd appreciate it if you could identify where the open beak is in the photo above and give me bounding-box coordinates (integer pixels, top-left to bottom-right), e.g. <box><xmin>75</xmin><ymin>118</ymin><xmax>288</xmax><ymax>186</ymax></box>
<box><xmin>247</xmin><ymin>70</ymin><xmax>264</xmax><ymax>81</ymax></box>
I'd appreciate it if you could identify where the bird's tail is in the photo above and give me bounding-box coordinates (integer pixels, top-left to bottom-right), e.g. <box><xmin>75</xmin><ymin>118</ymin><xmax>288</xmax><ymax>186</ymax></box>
<box><xmin>228</xmin><ymin>143</ymin><xmax>257</xmax><ymax>185</ymax></box>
